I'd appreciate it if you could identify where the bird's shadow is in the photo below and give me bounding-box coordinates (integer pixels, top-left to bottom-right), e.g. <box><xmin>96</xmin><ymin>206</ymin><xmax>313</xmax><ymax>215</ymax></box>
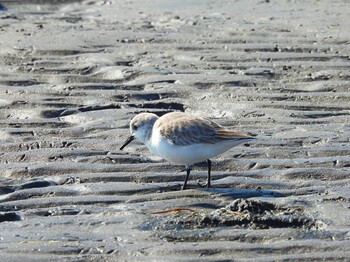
<box><xmin>197</xmin><ymin>187</ymin><xmax>283</xmax><ymax>198</ymax></box>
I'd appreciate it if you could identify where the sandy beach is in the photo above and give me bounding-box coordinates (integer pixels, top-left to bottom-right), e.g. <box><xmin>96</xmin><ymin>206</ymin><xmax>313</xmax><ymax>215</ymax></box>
<box><xmin>0</xmin><ymin>0</ymin><xmax>349</xmax><ymax>260</ymax></box>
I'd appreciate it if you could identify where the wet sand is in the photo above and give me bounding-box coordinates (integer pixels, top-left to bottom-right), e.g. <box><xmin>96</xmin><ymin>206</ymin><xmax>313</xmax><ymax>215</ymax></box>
<box><xmin>0</xmin><ymin>0</ymin><xmax>349</xmax><ymax>261</ymax></box>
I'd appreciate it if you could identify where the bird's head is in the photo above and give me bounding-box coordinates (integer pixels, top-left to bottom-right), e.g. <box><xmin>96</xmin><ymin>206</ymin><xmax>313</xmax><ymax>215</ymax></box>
<box><xmin>120</xmin><ymin>113</ymin><xmax>159</xmax><ymax>150</ymax></box>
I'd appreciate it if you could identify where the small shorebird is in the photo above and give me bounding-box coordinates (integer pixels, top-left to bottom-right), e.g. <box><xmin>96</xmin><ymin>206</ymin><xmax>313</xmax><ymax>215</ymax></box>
<box><xmin>120</xmin><ymin>112</ymin><xmax>255</xmax><ymax>190</ymax></box>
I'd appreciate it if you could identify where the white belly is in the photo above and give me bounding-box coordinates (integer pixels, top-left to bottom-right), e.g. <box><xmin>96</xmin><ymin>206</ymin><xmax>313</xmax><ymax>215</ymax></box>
<box><xmin>145</xmin><ymin>129</ymin><xmax>248</xmax><ymax>165</ymax></box>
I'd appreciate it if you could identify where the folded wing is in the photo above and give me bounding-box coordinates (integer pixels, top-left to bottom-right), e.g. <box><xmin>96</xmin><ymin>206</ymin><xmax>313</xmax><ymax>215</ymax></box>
<box><xmin>156</xmin><ymin>112</ymin><xmax>253</xmax><ymax>146</ymax></box>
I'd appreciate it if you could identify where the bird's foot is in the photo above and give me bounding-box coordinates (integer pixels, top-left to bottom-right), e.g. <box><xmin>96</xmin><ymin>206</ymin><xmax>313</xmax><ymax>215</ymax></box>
<box><xmin>197</xmin><ymin>181</ymin><xmax>211</xmax><ymax>188</ymax></box>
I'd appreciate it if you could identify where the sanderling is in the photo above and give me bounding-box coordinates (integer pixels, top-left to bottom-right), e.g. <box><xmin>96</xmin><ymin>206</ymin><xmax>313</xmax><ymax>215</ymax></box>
<box><xmin>120</xmin><ymin>112</ymin><xmax>255</xmax><ymax>190</ymax></box>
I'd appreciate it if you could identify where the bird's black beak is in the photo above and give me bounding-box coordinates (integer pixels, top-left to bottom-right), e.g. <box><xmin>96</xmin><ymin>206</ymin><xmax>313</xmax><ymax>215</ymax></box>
<box><xmin>120</xmin><ymin>135</ymin><xmax>135</xmax><ymax>150</ymax></box>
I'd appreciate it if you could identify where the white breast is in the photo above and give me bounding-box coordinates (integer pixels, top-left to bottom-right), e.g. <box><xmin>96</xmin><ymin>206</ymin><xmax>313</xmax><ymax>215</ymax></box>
<box><xmin>145</xmin><ymin>128</ymin><xmax>245</xmax><ymax>165</ymax></box>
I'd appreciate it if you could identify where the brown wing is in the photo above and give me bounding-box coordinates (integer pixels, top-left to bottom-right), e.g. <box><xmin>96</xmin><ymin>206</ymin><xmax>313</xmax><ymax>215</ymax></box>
<box><xmin>215</xmin><ymin>128</ymin><xmax>253</xmax><ymax>139</ymax></box>
<box><xmin>156</xmin><ymin>112</ymin><xmax>252</xmax><ymax>146</ymax></box>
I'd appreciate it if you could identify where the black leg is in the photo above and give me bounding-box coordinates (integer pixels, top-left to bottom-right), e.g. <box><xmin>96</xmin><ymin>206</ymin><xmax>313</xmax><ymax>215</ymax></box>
<box><xmin>207</xmin><ymin>159</ymin><xmax>211</xmax><ymax>188</ymax></box>
<box><xmin>182</xmin><ymin>166</ymin><xmax>191</xmax><ymax>190</ymax></box>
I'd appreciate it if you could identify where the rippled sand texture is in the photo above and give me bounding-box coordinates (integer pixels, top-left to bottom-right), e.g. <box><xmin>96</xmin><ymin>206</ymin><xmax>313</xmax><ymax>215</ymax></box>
<box><xmin>0</xmin><ymin>0</ymin><xmax>349</xmax><ymax>261</ymax></box>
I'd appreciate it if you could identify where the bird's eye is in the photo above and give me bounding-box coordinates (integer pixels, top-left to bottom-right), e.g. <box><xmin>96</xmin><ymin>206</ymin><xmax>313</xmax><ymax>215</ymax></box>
<box><xmin>132</xmin><ymin>125</ymin><xmax>138</xmax><ymax>131</ymax></box>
